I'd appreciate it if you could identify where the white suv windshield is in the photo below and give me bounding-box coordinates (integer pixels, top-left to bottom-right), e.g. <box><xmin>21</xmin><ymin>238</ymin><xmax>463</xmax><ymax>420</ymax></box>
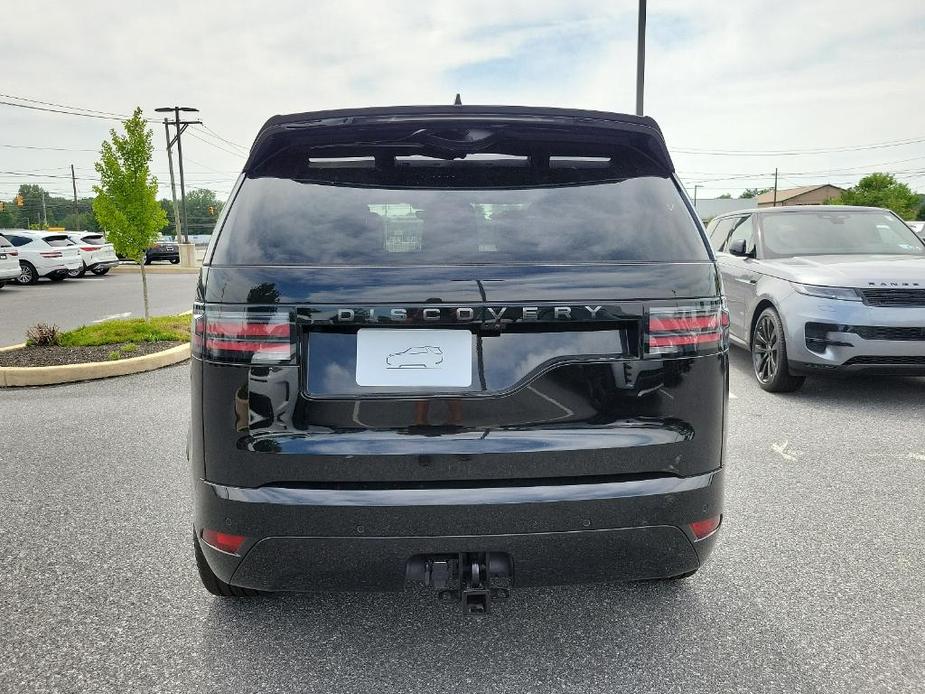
<box><xmin>761</xmin><ymin>210</ymin><xmax>925</xmax><ymax>258</ymax></box>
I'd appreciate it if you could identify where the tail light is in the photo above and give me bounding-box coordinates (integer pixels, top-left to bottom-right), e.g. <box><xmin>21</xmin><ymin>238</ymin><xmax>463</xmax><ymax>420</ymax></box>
<box><xmin>40</xmin><ymin>251</ymin><xmax>62</xmax><ymax>258</ymax></box>
<box><xmin>80</xmin><ymin>246</ymin><xmax>98</xmax><ymax>252</ymax></box>
<box><xmin>201</xmin><ymin>529</ymin><xmax>247</xmax><ymax>555</ymax></box>
<box><xmin>192</xmin><ymin>304</ymin><xmax>294</xmax><ymax>365</ymax></box>
<box><xmin>689</xmin><ymin>515</ymin><xmax>722</xmax><ymax>540</ymax></box>
<box><xmin>8</xmin><ymin>250</ymin><xmax>16</xmax><ymax>256</ymax></box>
<box><xmin>645</xmin><ymin>300</ymin><xmax>729</xmax><ymax>357</ymax></box>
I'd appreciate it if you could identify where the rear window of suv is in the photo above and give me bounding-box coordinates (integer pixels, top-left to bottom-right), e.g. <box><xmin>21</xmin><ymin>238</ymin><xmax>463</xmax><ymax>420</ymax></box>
<box><xmin>212</xmin><ymin>175</ymin><xmax>708</xmax><ymax>266</ymax></box>
<box><xmin>43</xmin><ymin>235</ymin><xmax>73</xmax><ymax>247</ymax></box>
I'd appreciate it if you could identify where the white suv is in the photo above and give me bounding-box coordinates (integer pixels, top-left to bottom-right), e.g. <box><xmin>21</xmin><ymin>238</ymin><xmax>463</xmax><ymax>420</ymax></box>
<box><xmin>0</xmin><ymin>235</ymin><xmax>20</xmax><ymax>288</ymax></box>
<box><xmin>1</xmin><ymin>230</ymin><xmax>83</xmax><ymax>284</ymax></box>
<box><xmin>65</xmin><ymin>232</ymin><xmax>119</xmax><ymax>277</ymax></box>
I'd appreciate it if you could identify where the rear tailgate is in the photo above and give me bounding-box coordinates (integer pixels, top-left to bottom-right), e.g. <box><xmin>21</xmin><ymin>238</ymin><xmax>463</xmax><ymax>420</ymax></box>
<box><xmin>197</xmin><ymin>263</ymin><xmax>726</xmax><ymax>488</ymax></box>
<box><xmin>96</xmin><ymin>243</ymin><xmax>118</xmax><ymax>263</ymax></box>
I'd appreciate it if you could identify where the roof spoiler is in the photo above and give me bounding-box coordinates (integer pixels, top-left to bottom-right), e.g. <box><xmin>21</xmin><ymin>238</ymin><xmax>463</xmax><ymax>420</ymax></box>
<box><xmin>242</xmin><ymin>105</ymin><xmax>675</xmax><ymax>179</ymax></box>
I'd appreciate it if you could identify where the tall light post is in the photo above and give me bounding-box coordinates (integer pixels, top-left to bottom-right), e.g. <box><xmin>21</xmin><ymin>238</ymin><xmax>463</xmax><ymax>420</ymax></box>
<box><xmin>155</xmin><ymin>106</ymin><xmax>200</xmax><ymax>249</ymax></box>
<box><xmin>636</xmin><ymin>0</ymin><xmax>647</xmax><ymax>116</ymax></box>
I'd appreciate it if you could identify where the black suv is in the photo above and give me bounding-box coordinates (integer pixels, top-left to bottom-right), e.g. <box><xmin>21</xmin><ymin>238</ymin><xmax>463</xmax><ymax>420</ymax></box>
<box><xmin>191</xmin><ymin>106</ymin><xmax>728</xmax><ymax>610</ymax></box>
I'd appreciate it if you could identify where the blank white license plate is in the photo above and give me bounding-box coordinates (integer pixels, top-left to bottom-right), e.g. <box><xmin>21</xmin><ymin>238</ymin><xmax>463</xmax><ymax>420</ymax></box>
<box><xmin>355</xmin><ymin>329</ymin><xmax>472</xmax><ymax>387</ymax></box>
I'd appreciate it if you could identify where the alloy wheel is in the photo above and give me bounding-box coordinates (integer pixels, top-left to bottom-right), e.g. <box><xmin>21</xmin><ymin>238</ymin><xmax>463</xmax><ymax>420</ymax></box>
<box><xmin>18</xmin><ymin>264</ymin><xmax>34</xmax><ymax>284</ymax></box>
<box><xmin>752</xmin><ymin>315</ymin><xmax>780</xmax><ymax>384</ymax></box>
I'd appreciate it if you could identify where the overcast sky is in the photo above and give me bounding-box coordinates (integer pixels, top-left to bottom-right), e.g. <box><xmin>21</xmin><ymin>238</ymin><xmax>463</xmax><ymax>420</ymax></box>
<box><xmin>2</xmin><ymin>0</ymin><xmax>923</xmax><ymax>203</ymax></box>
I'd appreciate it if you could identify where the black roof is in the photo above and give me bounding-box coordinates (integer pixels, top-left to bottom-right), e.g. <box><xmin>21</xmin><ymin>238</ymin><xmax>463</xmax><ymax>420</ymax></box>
<box><xmin>242</xmin><ymin>105</ymin><xmax>674</xmax><ymax>178</ymax></box>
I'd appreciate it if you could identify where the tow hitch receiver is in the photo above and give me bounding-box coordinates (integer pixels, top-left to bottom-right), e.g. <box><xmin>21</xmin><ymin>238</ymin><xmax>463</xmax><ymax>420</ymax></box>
<box><xmin>407</xmin><ymin>552</ymin><xmax>513</xmax><ymax>615</ymax></box>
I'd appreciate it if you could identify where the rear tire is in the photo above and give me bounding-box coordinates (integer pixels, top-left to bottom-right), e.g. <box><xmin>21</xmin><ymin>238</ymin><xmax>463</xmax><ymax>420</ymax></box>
<box><xmin>48</xmin><ymin>272</ymin><xmax>67</xmax><ymax>282</ymax></box>
<box><xmin>170</xmin><ymin>258</ymin><xmax>180</xmax><ymax>264</ymax></box>
<box><xmin>194</xmin><ymin>534</ymin><xmax>259</xmax><ymax>597</ymax></box>
<box><xmin>17</xmin><ymin>261</ymin><xmax>38</xmax><ymax>285</ymax></box>
<box><xmin>0</xmin><ymin>281</ymin><xmax>5</xmax><ymax>289</ymax></box>
<box><xmin>751</xmin><ymin>307</ymin><xmax>805</xmax><ymax>393</ymax></box>
<box><xmin>91</xmin><ymin>266</ymin><xmax>110</xmax><ymax>276</ymax></box>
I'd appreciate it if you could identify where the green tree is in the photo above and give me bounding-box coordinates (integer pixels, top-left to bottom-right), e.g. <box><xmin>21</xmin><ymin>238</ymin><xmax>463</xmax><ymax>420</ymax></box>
<box><xmin>740</xmin><ymin>187</ymin><xmax>771</xmax><ymax>199</ymax></box>
<box><xmin>159</xmin><ymin>188</ymin><xmax>223</xmax><ymax>239</ymax></box>
<box><xmin>717</xmin><ymin>193</ymin><xmax>732</xmax><ymax>199</ymax></box>
<box><xmin>92</xmin><ymin>107</ymin><xmax>167</xmax><ymax>319</ymax></box>
<box><xmin>830</xmin><ymin>173</ymin><xmax>920</xmax><ymax>219</ymax></box>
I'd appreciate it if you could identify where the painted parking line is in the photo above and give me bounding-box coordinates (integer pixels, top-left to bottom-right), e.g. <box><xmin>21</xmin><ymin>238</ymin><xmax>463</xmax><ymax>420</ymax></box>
<box><xmin>92</xmin><ymin>312</ymin><xmax>132</xmax><ymax>323</ymax></box>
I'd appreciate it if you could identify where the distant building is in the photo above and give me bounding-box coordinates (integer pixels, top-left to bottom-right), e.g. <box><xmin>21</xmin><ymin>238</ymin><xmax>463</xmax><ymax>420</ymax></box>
<box><xmin>693</xmin><ymin>198</ymin><xmax>753</xmax><ymax>222</ymax></box>
<box><xmin>755</xmin><ymin>184</ymin><xmax>845</xmax><ymax>207</ymax></box>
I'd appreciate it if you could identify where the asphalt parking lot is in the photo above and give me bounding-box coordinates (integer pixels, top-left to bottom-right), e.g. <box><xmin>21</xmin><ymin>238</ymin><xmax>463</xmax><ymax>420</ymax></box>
<box><xmin>0</xmin><ymin>271</ymin><xmax>198</xmax><ymax>345</ymax></box>
<box><xmin>0</xmin><ymin>350</ymin><xmax>922</xmax><ymax>694</ymax></box>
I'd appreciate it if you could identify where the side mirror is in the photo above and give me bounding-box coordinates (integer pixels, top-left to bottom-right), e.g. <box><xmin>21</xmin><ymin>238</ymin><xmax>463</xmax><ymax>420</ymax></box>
<box><xmin>727</xmin><ymin>238</ymin><xmax>749</xmax><ymax>257</ymax></box>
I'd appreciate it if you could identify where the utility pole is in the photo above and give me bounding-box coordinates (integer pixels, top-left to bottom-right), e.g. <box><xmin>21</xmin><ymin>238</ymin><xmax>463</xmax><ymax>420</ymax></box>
<box><xmin>772</xmin><ymin>168</ymin><xmax>778</xmax><ymax>207</ymax></box>
<box><xmin>635</xmin><ymin>0</ymin><xmax>647</xmax><ymax>116</ymax></box>
<box><xmin>70</xmin><ymin>164</ymin><xmax>79</xmax><ymax>229</ymax></box>
<box><xmin>156</xmin><ymin>106</ymin><xmax>200</xmax><ymax>265</ymax></box>
<box><xmin>693</xmin><ymin>184</ymin><xmax>700</xmax><ymax>206</ymax></box>
<box><xmin>162</xmin><ymin>119</ymin><xmax>182</xmax><ymax>241</ymax></box>
<box><xmin>41</xmin><ymin>191</ymin><xmax>48</xmax><ymax>228</ymax></box>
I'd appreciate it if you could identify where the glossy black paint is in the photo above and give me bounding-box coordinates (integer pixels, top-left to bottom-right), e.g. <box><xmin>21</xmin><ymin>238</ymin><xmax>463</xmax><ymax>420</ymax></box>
<box><xmin>200</xmin><ymin>263</ymin><xmax>719</xmax><ymax>305</ymax></box>
<box><xmin>191</xmin><ymin>106</ymin><xmax>727</xmax><ymax>592</ymax></box>
<box><xmin>194</xmin><ymin>470</ymin><xmax>722</xmax><ymax>591</ymax></box>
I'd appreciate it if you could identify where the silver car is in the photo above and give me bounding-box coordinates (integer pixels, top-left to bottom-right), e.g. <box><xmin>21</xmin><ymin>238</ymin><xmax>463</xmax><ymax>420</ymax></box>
<box><xmin>707</xmin><ymin>205</ymin><xmax>925</xmax><ymax>392</ymax></box>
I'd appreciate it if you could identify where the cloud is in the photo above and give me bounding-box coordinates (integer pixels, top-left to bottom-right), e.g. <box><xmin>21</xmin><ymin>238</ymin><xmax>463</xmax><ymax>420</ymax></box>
<box><xmin>1</xmin><ymin>0</ymin><xmax>923</xmax><ymax>201</ymax></box>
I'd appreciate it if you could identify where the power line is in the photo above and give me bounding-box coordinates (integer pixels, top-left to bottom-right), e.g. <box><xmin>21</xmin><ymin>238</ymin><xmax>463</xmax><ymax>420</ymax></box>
<box><xmin>0</xmin><ymin>92</ymin><xmax>131</xmax><ymax>118</ymax></box>
<box><xmin>0</xmin><ymin>99</ymin><xmax>134</xmax><ymax>122</ymax></box>
<box><xmin>674</xmin><ymin>136</ymin><xmax>925</xmax><ymax>156</ymax></box>
<box><xmin>184</xmin><ymin>129</ymin><xmax>247</xmax><ymax>158</ymax></box>
<box><xmin>197</xmin><ymin>124</ymin><xmax>249</xmax><ymax>152</ymax></box>
<box><xmin>0</xmin><ymin>142</ymin><xmax>99</xmax><ymax>152</ymax></box>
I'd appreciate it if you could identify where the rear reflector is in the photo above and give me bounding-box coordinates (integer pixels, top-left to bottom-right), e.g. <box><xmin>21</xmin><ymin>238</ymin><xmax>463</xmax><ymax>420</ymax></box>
<box><xmin>645</xmin><ymin>300</ymin><xmax>729</xmax><ymax>357</ymax></box>
<box><xmin>201</xmin><ymin>529</ymin><xmax>247</xmax><ymax>554</ymax></box>
<box><xmin>689</xmin><ymin>515</ymin><xmax>722</xmax><ymax>540</ymax></box>
<box><xmin>192</xmin><ymin>304</ymin><xmax>294</xmax><ymax>365</ymax></box>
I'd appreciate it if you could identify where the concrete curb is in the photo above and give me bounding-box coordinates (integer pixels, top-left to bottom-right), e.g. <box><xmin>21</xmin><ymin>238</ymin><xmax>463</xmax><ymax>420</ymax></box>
<box><xmin>0</xmin><ymin>343</ymin><xmax>190</xmax><ymax>387</ymax></box>
<box><xmin>111</xmin><ymin>264</ymin><xmax>201</xmax><ymax>275</ymax></box>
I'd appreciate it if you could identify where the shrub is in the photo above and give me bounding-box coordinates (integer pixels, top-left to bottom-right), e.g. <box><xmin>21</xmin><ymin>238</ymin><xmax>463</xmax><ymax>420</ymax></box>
<box><xmin>25</xmin><ymin>323</ymin><xmax>61</xmax><ymax>347</ymax></box>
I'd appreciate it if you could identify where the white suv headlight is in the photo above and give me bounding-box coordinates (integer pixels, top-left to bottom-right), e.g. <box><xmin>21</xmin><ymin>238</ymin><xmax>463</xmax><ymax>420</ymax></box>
<box><xmin>791</xmin><ymin>283</ymin><xmax>861</xmax><ymax>301</ymax></box>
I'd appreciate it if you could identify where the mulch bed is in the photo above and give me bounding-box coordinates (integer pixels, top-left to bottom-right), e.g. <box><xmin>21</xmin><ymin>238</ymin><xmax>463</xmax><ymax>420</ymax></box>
<box><xmin>0</xmin><ymin>341</ymin><xmax>184</xmax><ymax>368</ymax></box>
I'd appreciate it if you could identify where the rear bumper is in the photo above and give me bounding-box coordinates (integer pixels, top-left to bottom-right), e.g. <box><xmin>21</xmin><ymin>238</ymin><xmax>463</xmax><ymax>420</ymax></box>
<box><xmin>0</xmin><ymin>264</ymin><xmax>19</xmax><ymax>281</ymax></box>
<box><xmin>147</xmin><ymin>250</ymin><xmax>179</xmax><ymax>261</ymax></box>
<box><xmin>87</xmin><ymin>259</ymin><xmax>119</xmax><ymax>271</ymax></box>
<box><xmin>194</xmin><ymin>469</ymin><xmax>723</xmax><ymax>591</ymax></box>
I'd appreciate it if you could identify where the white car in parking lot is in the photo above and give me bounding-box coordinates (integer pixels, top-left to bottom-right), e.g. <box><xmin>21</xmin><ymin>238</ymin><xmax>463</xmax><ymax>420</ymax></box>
<box><xmin>65</xmin><ymin>232</ymin><xmax>119</xmax><ymax>277</ymax></box>
<box><xmin>0</xmin><ymin>230</ymin><xmax>83</xmax><ymax>284</ymax></box>
<box><xmin>0</xmin><ymin>235</ymin><xmax>20</xmax><ymax>288</ymax></box>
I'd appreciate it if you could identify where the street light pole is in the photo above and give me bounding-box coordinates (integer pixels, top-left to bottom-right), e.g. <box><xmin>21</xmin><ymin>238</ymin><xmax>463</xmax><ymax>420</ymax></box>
<box><xmin>155</xmin><ymin>106</ymin><xmax>200</xmax><ymax>262</ymax></box>
<box><xmin>636</xmin><ymin>0</ymin><xmax>647</xmax><ymax>116</ymax></box>
<box><xmin>163</xmin><ymin>119</ymin><xmax>182</xmax><ymax>241</ymax></box>
<box><xmin>173</xmin><ymin>107</ymin><xmax>189</xmax><ymax>245</ymax></box>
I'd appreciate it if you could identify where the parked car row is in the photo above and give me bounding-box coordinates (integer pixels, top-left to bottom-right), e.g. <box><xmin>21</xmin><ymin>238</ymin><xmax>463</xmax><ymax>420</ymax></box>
<box><xmin>0</xmin><ymin>229</ymin><xmax>118</xmax><ymax>286</ymax></box>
